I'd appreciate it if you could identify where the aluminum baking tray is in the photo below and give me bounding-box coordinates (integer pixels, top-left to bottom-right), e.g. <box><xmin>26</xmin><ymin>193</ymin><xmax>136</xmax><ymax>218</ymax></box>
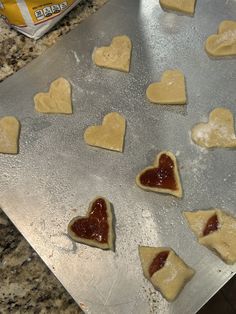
<box><xmin>0</xmin><ymin>0</ymin><xmax>236</xmax><ymax>313</ymax></box>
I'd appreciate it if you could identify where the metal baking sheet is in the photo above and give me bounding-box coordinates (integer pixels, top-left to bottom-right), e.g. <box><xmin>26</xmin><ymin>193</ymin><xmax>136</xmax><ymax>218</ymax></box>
<box><xmin>0</xmin><ymin>0</ymin><xmax>236</xmax><ymax>313</ymax></box>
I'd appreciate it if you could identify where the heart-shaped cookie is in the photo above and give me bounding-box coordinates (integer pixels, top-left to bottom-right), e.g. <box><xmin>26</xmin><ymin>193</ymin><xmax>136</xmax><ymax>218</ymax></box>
<box><xmin>92</xmin><ymin>35</ymin><xmax>132</xmax><ymax>72</ymax></box>
<box><xmin>84</xmin><ymin>112</ymin><xmax>126</xmax><ymax>152</ymax></box>
<box><xmin>146</xmin><ymin>70</ymin><xmax>187</xmax><ymax>105</ymax></box>
<box><xmin>0</xmin><ymin>116</ymin><xmax>20</xmax><ymax>154</ymax></box>
<box><xmin>34</xmin><ymin>77</ymin><xmax>72</xmax><ymax>114</ymax></box>
<box><xmin>191</xmin><ymin>108</ymin><xmax>236</xmax><ymax>148</ymax></box>
<box><xmin>159</xmin><ymin>0</ymin><xmax>196</xmax><ymax>16</ymax></box>
<box><xmin>205</xmin><ymin>20</ymin><xmax>236</xmax><ymax>57</ymax></box>
<box><xmin>67</xmin><ymin>197</ymin><xmax>115</xmax><ymax>250</ymax></box>
<box><xmin>136</xmin><ymin>151</ymin><xmax>182</xmax><ymax>198</ymax></box>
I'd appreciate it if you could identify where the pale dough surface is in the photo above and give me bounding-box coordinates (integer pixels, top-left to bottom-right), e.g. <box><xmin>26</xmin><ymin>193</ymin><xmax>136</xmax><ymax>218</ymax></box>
<box><xmin>184</xmin><ymin>209</ymin><xmax>236</xmax><ymax>264</ymax></box>
<box><xmin>0</xmin><ymin>116</ymin><xmax>20</xmax><ymax>154</ymax></box>
<box><xmin>146</xmin><ymin>70</ymin><xmax>187</xmax><ymax>105</ymax></box>
<box><xmin>34</xmin><ymin>77</ymin><xmax>72</xmax><ymax>114</ymax></box>
<box><xmin>68</xmin><ymin>197</ymin><xmax>114</xmax><ymax>250</ymax></box>
<box><xmin>136</xmin><ymin>151</ymin><xmax>183</xmax><ymax>198</ymax></box>
<box><xmin>191</xmin><ymin>108</ymin><xmax>236</xmax><ymax>148</ymax></box>
<box><xmin>160</xmin><ymin>0</ymin><xmax>196</xmax><ymax>15</ymax></box>
<box><xmin>84</xmin><ymin>112</ymin><xmax>126</xmax><ymax>152</ymax></box>
<box><xmin>205</xmin><ymin>20</ymin><xmax>236</xmax><ymax>57</ymax></box>
<box><xmin>92</xmin><ymin>35</ymin><xmax>132</xmax><ymax>72</ymax></box>
<box><xmin>139</xmin><ymin>246</ymin><xmax>195</xmax><ymax>301</ymax></box>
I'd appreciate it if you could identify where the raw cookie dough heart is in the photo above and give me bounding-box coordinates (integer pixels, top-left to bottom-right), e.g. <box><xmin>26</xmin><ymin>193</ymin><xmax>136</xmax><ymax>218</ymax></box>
<box><xmin>160</xmin><ymin>0</ymin><xmax>196</xmax><ymax>16</ymax></box>
<box><xmin>92</xmin><ymin>35</ymin><xmax>132</xmax><ymax>72</ymax></box>
<box><xmin>136</xmin><ymin>151</ymin><xmax>182</xmax><ymax>198</ymax></box>
<box><xmin>34</xmin><ymin>77</ymin><xmax>72</xmax><ymax>114</ymax></box>
<box><xmin>84</xmin><ymin>112</ymin><xmax>126</xmax><ymax>152</ymax></box>
<box><xmin>139</xmin><ymin>246</ymin><xmax>195</xmax><ymax>301</ymax></box>
<box><xmin>68</xmin><ymin>197</ymin><xmax>115</xmax><ymax>250</ymax></box>
<box><xmin>205</xmin><ymin>20</ymin><xmax>236</xmax><ymax>57</ymax></box>
<box><xmin>146</xmin><ymin>70</ymin><xmax>187</xmax><ymax>105</ymax></box>
<box><xmin>191</xmin><ymin>108</ymin><xmax>236</xmax><ymax>148</ymax></box>
<box><xmin>0</xmin><ymin>116</ymin><xmax>20</xmax><ymax>154</ymax></box>
<box><xmin>184</xmin><ymin>209</ymin><xmax>236</xmax><ymax>264</ymax></box>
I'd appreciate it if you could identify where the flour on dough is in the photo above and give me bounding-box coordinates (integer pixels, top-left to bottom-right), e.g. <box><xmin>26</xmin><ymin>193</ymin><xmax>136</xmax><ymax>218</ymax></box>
<box><xmin>205</xmin><ymin>20</ymin><xmax>236</xmax><ymax>57</ymax></box>
<box><xmin>191</xmin><ymin>108</ymin><xmax>236</xmax><ymax>148</ymax></box>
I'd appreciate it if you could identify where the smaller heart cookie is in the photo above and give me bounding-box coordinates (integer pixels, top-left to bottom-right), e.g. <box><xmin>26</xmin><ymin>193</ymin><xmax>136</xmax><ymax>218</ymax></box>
<box><xmin>68</xmin><ymin>197</ymin><xmax>115</xmax><ymax>250</ymax></box>
<box><xmin>136</xmin><ymin>151</ymin><xmax>182</xmax><ymax>198</ymax></box>
<box><xmin>146</xmin><ymin>70</ymin><xmax>186</xmax><ymax>105</ymax></box>
<box><xmin>84</xmin><ymin>112</ymin><xmax>126</xmax><ymax>152</ymax></box>
<box><xmin>92</xmin><ymin>35</ymin><xmax>132</xmax><ymax>72</ymax></box>
<box><xmin>191</xmin><ymin>108</ymin><xmax>236</xmax><ymax>148</ymax></box>
<box><xmin>159</xmin><ymin>0</ymin><xmax>196</xmax><ymax>16</ymax></box>
<box><xmin>0</xmin><ymin>116</ymin><xmax>20</xmax><ymax>154</ymax></box>
<box><xmin>139</xmin><ymin>246</ymin><xmax>195</xmax><ymax>301</ymax></box>
<box><xmin>205</xmin><ymin>20</ymin><xmax>236</xmax><ymax>57</ymax></box>
<box><xmin>34</xmin><ymin>77</ymin><xmax>72</xmax><ymax>114</ymax></box>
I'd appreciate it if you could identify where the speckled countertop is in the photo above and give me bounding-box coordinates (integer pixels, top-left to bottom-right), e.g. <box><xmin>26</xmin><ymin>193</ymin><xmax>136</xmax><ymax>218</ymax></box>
<box><xmin>0</xmin><ymin>1</ymin><xmax>107</xmax><ymax>313</ymax></box>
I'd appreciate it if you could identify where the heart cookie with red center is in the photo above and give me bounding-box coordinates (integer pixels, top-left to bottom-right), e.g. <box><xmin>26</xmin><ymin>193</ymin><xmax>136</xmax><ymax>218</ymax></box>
<box><xmin>92</xmin><ymin>35</ymin><xmax>132</xmax><ymax>72</ymax></box>
<box><xmin>136</xmin><ymin>151</ymin><xmax>182</xmax><ymax>198</ymax></box>
<box><xmin>68</xmin><ymin>197</ymin><xmax>115</xmax><ymax>250</ymax></box>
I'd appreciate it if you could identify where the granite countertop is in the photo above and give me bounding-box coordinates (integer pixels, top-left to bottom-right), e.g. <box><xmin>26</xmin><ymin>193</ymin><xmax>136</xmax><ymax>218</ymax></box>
<box><xmin>0</xmin><ymin>1</ymin><xmax>107</xmax><ymax>313</ymax></box>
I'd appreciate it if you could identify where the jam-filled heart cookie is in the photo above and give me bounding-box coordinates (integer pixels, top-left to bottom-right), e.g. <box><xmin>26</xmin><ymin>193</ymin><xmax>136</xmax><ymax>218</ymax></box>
<box><xmin>184</xmin><ymin>209</ymin><xmax>236</xmax><ymax>264</ymax></box>
<box><xmin>139</xmin><ymin>246</ymin><xmax>195</xmax><ymax>301</ymax></box>
<box><xmin>191</xmin><ymin>108</ymin><xmax>236</xmax><ymax>148</ymax></box>
<box><xmin>136</xmin><ymin>151</ymin><xmax>182</xmax><ymax>198</ymax></box>
<box><xmin>205</xmin><ymin>20</ymin><xmax>236</xmax><ymax>57</ymax></box>
<box><xmin>84</xmin><ymin>112</ymin><xmax>126</xmax><ymax>152</ymax></box>
<box><xmin>159</xmin><ymin>0</ymin><xmax>196</xmax><ymax>16</ymax></box>
<box><xmin>34</xmin><ymin>77</ymin><xmax>72</xmax><ymax>114</ymax></box>
<box><xmin>68</xmin><ymin>197</ymin><xmax>115</xmax><ymax>250</ymax></box>
<box><xmin>92</xmin><ymin>35</ymin><xmax>132</xmax><ymax>72</ymax></box>
<box><xmin>146</xmin><ymin>70</ymin><xmax>187</xmax><ymax>105</ymax></box>
<box><xmin>0</xmin><ymin>116</ymin><xmax>20</xmax><ymax>154</ymax></box>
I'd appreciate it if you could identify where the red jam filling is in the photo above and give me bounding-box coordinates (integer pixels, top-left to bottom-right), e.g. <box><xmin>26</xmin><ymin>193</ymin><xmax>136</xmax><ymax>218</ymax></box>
<box><xmin>140</xmin><ymin>154</ymin><xmax>177</xmax><ymax>190</ymax></box>
<box><xmin>149</xmin><ymin>251</ymin><xmax>169</xmax><ymax>277</ymax></box>
<box><xmin>203</xmin><ymin>214</ymin><xmax>219</xmax><ymax>236</ymax></box>
<box><xmin>70</xmin><ymin>198</ymin><xmax>109</xmax><ymax>243</ymax></box>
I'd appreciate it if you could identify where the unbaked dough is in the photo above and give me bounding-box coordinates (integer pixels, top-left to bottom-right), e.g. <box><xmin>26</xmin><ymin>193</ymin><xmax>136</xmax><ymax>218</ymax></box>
<box><xmin>205</xmin><ymin>20</ymin><xmax>236</xmax><ymax>57</ymax></box>
<box><xmin>0</xmin><ymin>116</ymin><xmax>20</xmax><ymax>154</ymax></box>
<box><xmin>184</xmin><ymin>209</ymin><xmax>236</xmax><ymax>264</ymax></box>
<box><xmin>68</xmin><ymin>197</ymin><xmax>115</xmax><ymax>250</ymax></box>
<box><xmin>84</xmin><ymin>112</ymin><xmax>126</xmax><ymax>152</ymax></box>
<box><xmin>139</xmin><ymin>246</ymin><xmax>195</xmax><ymax>301</ymax></box>
<box><xmin>92</xmin><ymin>35</ymin><xmax>132</xmax><ymax>72</ymax></box>
<box><xmin>191</xmin><ymin>108</ymin><xmax>236</xmax><ymax>148</ymax></box>
<box><xmin>146</xmin><ymin>70</ymin><xmax>187</xmax><ymax>105</ymax></box>
<box><xmin>34</xmin><ymin>77</ymin><xmax>72</xmax><ymax>114</ymax></box>
<box><xmin>159</xmin><ymin>0</ymin><xmax>196</xmax><ymax>16</ymax></box>
<box><xmin>136</xmin><ymin>151</ymin><xmax>182</xmax><ymax>198</ymax></box>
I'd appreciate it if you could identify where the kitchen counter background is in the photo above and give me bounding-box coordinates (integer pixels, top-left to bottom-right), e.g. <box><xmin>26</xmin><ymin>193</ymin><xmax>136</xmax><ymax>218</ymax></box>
<box><xmin>0</xmin><ymin>0</ymin><xmax>235</xmax><ymax>313</ymax></box>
